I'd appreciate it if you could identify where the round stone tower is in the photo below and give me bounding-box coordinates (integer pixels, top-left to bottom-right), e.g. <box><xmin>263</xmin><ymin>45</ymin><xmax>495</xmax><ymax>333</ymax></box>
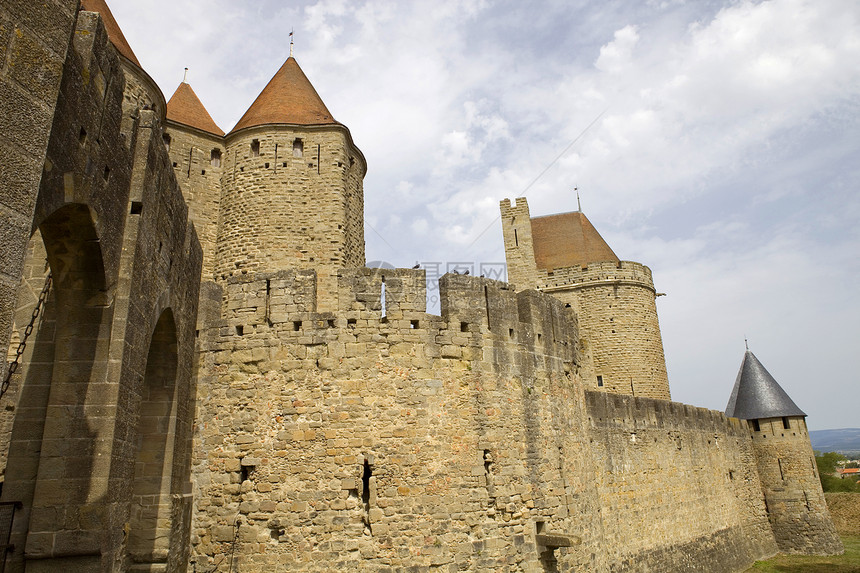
<box><xmin>500</xmin><ymin>197</ymin><xmax>670</xmax><ymax>400</ymax></box>
<box><xmin>216</xmin><ymin>56</ymin><xmax>366</xmax><ymax>310</ymax></box>
<box><xmin>163</xmin><ymin>80</ymin><xmax>226</xmax><ymax>280</ymax></box>
<box><xmin>725</xmin><ymin>349</ymin><xmax>842</xmax><ymax>555</ymax></box>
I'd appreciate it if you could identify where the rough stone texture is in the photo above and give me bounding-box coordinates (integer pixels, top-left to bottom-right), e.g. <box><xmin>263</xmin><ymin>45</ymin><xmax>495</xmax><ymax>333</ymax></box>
<box><xmin>587</xmin><ymin>392</ymin><xmax>778</xmax><ymax>570</ymax></box>
<box><xmin>824</xmin><ymin>493</ymin><xmax>860</xmax><ymax>536</ymax></box>
<box><xmin>501</xmin><ymin>198</ymin><xmax>670</xmax><ymax>400</ymax></box>
<box><xmin>216</xmin><ymin>126</ymin><xmax>366</xmax><ymax>310</ymax></box>
<box><xmin>163</xmin><ymin>122</ymin><xmax>224</xmax><ymax>280</ymax></box>
<box><xmin>0</xmin><ymin>7</ymin><xmax>200</xmax><ymax>572</ymax></box>
<box><xmin>748</xmin><ymin>416</ymin><xmax>843</xmax><ymax>554</ymax></box>
<box><xmin>0</xmin><ymin>2</ymin><xmax>842</xmax><ymax>571</ymax></box>
<box><xmin>0</xmin><ymin>0</ymin><xmax>78</xmax><ymax>379</ymax></box>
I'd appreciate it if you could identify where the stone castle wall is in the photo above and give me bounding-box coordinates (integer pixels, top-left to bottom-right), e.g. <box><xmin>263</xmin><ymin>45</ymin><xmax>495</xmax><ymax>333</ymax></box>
<box><xmin>190</xmin><ymin>268</ymin><xmax>780</xmax><ymax>572</ymax></box>
<box><xmin>216</xmin><ymin>126</ymin><xmax>366</xmax><ymax>311</ymax></box>
<box><xmin>824</xmin><ymin>493</ymin><xmax>860</xmax><ymax>536</ymax></box>
<box><xmin>164</xmin><ymin>122</ymin><xmax>224</xmax><ymax>280</ymax></box>
<box><xmin>748</xmin><ymin>416</ymin><xmax>843</xmax><ymax>554</ymax></box>
<box><xmin>586</xmin><ymin>392</ymin><xmax>777</xmax><ymax>571</ymax></box>
<box><xmin>0</xmin><ymin>0</ymin><xmax>78</xmax><ymax>375</ymax></box>
<box><xmin>0</xmin><ymin>7</ymin><xmax>201</xmax><ymax>571</ymax></box>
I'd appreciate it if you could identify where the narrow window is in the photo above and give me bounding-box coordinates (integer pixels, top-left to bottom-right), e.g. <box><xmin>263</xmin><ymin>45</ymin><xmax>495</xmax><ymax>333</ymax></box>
<box><xmin>596</xmin><ymin>375</ymin><xmax>603</xmax><ymax>387</ymax></box>
<box><xmin>751</xmin><ymin>419</ymin><xmax>760</xmax><ymax>432</ymax></box>
<box><xmin>361</xmin><ymin>459</ymin><xmax>373</xmax><ymax>535</ymax></box>
<box><xmin>211</xmin><ymin>148</ymin><xmax>221</xmax><ymax>167</ymax></box>
<box><xmin>162</xmin><ymin>133</ymin><xmax>171</xmax><ymax>152</ymax></box>
<box><xmin>293</xmin><ymin>138</ymin><xmax>303</xmax><ymax>157</ymax></box>
<box><xmin>782</xmin><ymin>417</ymin><xmax>790</xmax><ymax>430</ymax></box>
<box><xmin>380</xmin><ymin>277</ymin><xmax>386</xmax><ymax>319</ymax></box>
<box><xmin>250</xmin><ymin>139</ymin><xmax>260</xmax><ymax>157</ymax></box>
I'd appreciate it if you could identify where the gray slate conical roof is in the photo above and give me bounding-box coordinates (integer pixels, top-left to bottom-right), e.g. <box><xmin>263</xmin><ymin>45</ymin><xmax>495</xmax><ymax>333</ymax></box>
<box><xmin>725</xmin><ymin>350</ymin><xmax>806</xmax><ymax>420</ymax></box>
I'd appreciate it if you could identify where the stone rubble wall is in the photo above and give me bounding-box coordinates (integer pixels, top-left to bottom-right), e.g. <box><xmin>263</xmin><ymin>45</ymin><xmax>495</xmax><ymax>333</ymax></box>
<box><xmin>0</xmin><ymin>0</ymin><xmax>78</xmax><ymax>377</ymax></box>
<box><xmin>546</xmin><ymin>261</ymin><xmax>670</xmax><ymax>401</ymax></box>
<box><xmin>824</xmin><ymin>493</ymin><xmax>860</xmax><ymax>536</ymax></box>
<box><xmin>216</xmin><ymin>126</ymin><xmax>365</xmax><ymax>311</ymax></box>
<box><xmin>749</xmin><ymin>417</ymin><xmax>843</xmax><ymax>554</ymax></box>
<box><xmin>586</xmin><ymin>391</ymin><xmax>778</xmax><ymax>571</ymax></box>
<box><xmin>191</xmin><ymin>268</ymin><xmax>780</xmax><ymax>572</ymax></box>
<box><xmin>164</xmin><ymin>122</ymin><xmax>224</xmax><ymax>280</ymax></box>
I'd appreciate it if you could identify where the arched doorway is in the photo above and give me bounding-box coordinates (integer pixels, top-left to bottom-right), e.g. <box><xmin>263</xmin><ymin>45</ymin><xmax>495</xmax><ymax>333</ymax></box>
<box><xmin>128</xmin><ymin>308</ymin><xmax>178</xmax><ymax>567</ymax></box>
<box><xmin>1</xmin><ymin>203</ymin><xmax>111</xmax><ymax>569</ymax></box>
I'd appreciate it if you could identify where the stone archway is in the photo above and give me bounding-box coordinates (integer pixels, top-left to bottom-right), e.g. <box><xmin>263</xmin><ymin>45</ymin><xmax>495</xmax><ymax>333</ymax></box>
<box><xmin>1</xmin><ymin>203</ymin><xmax>112</xmax><ymax>571</ymax></box>
<box><xmin>128</xmin><ymin>308</ymin><xmax>179</xmax><ymax>569</ymax></box>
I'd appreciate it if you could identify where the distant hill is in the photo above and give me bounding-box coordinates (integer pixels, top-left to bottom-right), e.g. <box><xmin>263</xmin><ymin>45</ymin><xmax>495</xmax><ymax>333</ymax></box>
<box><xmin>810</xmin><ymin>428</ymin><xmax>860</xmax><ymax>455</ymax></box>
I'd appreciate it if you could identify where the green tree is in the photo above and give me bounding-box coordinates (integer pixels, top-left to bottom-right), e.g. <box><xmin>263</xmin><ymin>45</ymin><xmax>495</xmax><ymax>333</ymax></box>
<box><xmin>815</xmin><ymin>451</ymin><xmax>860</xmax><ymax>492</ymax></box>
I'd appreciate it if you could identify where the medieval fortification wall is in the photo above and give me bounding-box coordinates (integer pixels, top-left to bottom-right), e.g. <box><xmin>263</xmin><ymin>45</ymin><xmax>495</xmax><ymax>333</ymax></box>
<box><xmin>0</xmin><ymin>2</ymin><xmax>843</xmax><ymax>571</ymax></box>
<box><xmin>189</xmin><ymin>268</ymin><xmax>781</xmax><ymax>572</ymax></box>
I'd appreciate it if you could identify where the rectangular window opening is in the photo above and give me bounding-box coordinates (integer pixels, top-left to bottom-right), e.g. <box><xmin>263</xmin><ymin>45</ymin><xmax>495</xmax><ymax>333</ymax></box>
<box><xmin>293</xmin><ymin>321</ymin><xmax>302</xmax><ymax>331</ymax></box>
<box><xmin>410</xmin><ymin>320</ymin><xmax>419</xmax><ymax>329</ymax></box>
<box><xmin>250</xmin><ymin>139</ymin><xmax>260</xmax><ymax>157</ymax></box>
<box><xmin>782</xmin><ymin>417</ymin><xmax>790</xmax><ymax>430</ymax></box>
<box><xmin>596</xmin><ymin>375</ymin><xmax>603</xmax><ymax>387</ymax></box>
<box><xmin>235</xmin><ymin>325</ymin><xmax>244</xmax><ymax>336</ymax></box>
<box><xmin>460</xmin><ymin>322</ymin><xmax>469</xmax><ymax>333</ymax></box>
<box><xmin>130</xmin><ymin>201</ymin><xmax>143</xmax><ymax>214</ymax></box>
<box><xmin>293</xmin><ymin>138</ymin><xmax>303</xmax><ymax>157</ymax></box>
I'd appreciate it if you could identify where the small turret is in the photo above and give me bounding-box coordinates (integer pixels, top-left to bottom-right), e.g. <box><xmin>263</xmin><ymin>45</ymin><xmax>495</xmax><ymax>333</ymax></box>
<box><xmin>216</xmin><ymin>56</ymin><xmax>366</xmax><ymax>311</ymax></box>
<box><xmin>726</xmin><ymin>350</ymin><xmax>842</xmax><ymax>555</ymax></box>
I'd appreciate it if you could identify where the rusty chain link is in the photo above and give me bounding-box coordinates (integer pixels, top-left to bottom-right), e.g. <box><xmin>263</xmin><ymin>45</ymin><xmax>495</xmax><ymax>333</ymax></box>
<box><xmin>1</xmin><ymin>272</ymin><xmax>52</xmax><ymax>400</ymax></box>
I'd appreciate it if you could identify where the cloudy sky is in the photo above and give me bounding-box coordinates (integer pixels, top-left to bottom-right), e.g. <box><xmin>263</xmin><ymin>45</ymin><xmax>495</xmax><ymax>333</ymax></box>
<box><xmin>107</xmin><ymin>0</ymin><xmax>859</xmax><ymax>430</ymax></box>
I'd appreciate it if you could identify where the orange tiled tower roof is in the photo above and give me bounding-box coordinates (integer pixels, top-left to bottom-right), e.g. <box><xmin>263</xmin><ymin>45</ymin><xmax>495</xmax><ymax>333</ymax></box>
<box><xmin>167</xmin><ymin>82</ymin><xmax>225</xmax><ymax>136</ymax></box>
<box><xmin>231</xmin><ymin>57</ymin><xmax>337</xmax><ymax>133</ymax></box>
<box><xmin>79</xmin><ymin>0</ymin><xmax>141</xmax><ymax>67</ymax></box>
<box><xmin>531</xmin><ymin>211</ymin><xmax>619</xmax><ymax>270</ymax></box>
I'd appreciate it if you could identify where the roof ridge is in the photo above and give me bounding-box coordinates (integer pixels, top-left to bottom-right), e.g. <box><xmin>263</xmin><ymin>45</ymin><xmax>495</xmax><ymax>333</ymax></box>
<box><xmin>230</xmin><ymin>56</ymin><xmax>337</xmax><ymax>133</ymax></box>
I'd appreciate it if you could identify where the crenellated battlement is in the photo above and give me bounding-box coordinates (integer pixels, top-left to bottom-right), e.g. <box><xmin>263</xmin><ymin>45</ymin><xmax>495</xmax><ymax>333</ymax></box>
<box><xmin>208</xmin><ymin>267</ymin><xmax>581</xmax><ymax>377</ymax></box>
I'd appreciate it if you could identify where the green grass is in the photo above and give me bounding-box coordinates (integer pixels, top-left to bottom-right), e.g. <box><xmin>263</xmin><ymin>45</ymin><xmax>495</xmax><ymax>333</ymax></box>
<box><xmin>746</xmin><ymin>536</ymin><xmax>860</xmax><ymax>572</ymax></box>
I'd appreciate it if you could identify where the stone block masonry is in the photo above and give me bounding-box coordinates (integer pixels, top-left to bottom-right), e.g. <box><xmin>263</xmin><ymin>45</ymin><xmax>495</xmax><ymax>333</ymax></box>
<box><xmin>191</xmin><ymin>268</ymin><xmax>781</xmax><ymax>572</ymax></box>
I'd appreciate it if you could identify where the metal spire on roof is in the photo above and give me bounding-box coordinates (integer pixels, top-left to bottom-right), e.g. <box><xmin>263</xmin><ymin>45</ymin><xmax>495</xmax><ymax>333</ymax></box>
<box><xmin>183</xmin><ymin>67</ymin><xmax>189</xmax><ymax>83</ymax></box>
<box><xmin>575</xmin><ymin>187</ymin><xmax>581</xmax><ymax>212</ymax></box>
<box><xmin>745</xmin><ymin>337</ymin><xmax>749</xmax><ymax>351</ymax></box>
<box><xmin>290</xmin><ymin>29</ymin><xmax>294</xmax><ymax>57</ymax></box>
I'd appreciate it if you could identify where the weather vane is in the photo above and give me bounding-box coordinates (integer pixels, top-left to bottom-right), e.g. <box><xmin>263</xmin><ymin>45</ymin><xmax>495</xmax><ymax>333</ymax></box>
<box><xmin>290</xmin><ymin>29</ymin><xmax>294</xmax><ymax>57</ymax></box>
<box><xmin>575</xmin><ymin>187</ymin><xmax>581</xmax><ymax>212</ymax></box>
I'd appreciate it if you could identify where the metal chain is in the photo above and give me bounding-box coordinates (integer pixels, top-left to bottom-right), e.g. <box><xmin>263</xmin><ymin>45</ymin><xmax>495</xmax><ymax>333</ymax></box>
<box><xmin>1</xmin><ymin>272</ymin><xmax>52</xmax><ymax>399</ymax></box>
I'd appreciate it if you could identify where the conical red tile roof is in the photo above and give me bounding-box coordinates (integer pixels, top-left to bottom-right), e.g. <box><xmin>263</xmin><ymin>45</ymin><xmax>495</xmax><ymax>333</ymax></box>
<box><xmin>231</xmin><ymin>57</ymin><xmax>337</xmax><ymax>133</ymax></box>
<box><xmin>531</xmin><ymin>211</ymin><xmax>619</xmax><ymax>270</ymax></box>
<box><xmin>80</xmin><ymin>0</ymin><xmax>141</xmax><ymax>68</ymax></box>
<box><xmin>167</xmin><ymin>82</ymin><xmax>224</xmax><ymax>136</ymax></box>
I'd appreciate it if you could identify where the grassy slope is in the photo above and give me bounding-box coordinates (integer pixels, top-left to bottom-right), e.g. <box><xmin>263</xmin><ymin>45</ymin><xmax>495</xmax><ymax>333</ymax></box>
<box><xmin>746</xmin><ymin>536</ymin><xmax>860</xmax><ymax>572</ymax></box>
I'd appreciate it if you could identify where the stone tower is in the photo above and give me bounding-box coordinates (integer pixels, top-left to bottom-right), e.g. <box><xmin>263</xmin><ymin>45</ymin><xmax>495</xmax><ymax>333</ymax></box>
<box><xmin>215</xmin><ymin>57</ymin><xmax>367</xmax><ymax>310</ymax></box>
<box><xmin>725</xmin><ymin>350</ymin><xmax>843</xmax><ymax>555</ymax></box>
<box><xmin>500</xmin><ymin>197</ymin><xmax>670</xmax><ymax>400</ymax></box>
<box><xmin>164</xmin><ymin>81</ymin><xmax>225</xmax><ymax>280</ymax></box>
